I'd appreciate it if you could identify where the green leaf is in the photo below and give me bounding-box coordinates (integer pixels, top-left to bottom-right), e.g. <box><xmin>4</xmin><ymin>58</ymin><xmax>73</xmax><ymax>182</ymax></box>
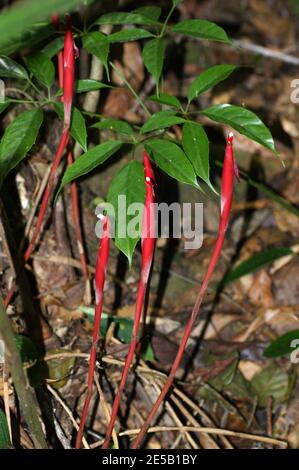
<box><xmin>83</xmin><ymin>307</ymin><xmax>155</xmax><ymax>360</ymax></box>
<box><xmin>172</xmin><ymin>19</ymin><xmax>231</xmax><ymax>43</ymax></box>
<box><xmin>251</xmin><ymin>364</ymin><xmax>292</xmax><ymax>407</ymax></box>
<box><xmin>83</xmin><ymin>32</ymin><xmax>109</xmax><ymax>76</ymax></box>
<box><xmin>24</xmin><ymin>51</ymin><xmax>54</xmax><ymax>88</ymax></box>
<box><xmin>46</xmin><ymin>348</ymin><xmax>75</xmax><ymax>389</ymax></box>
<box><xmin>145</xmin><ymin>138</ymin><xmax>199</xmax><ymax>188</ymax></box>
<box><xmin>264</xmin><ymin>330</ymin><xmax>299</xmax><ymax>358</ymax></box>
<box><xmin>108</xmin><ymin>28</ymin><xmax>153</xmax><ymax>43</ymax></box>
<box><xmin>92</xmin><ymin>118</ymin><xmax>134</xmax><ymax>136</ymax></box>
<box><xmin>95</xmin><ymin>12</ymin><xmax>158</xmax><ymax>26</ymax></box>
<box><xmin>140</xmin><ymin>110</ymin><xmax>186</xmax><ymax>134</ymax></box>
<box><xmin>0</xmin><ymin>108</ymin><xmax>43</xmax><ymax>188</ymax></box>
<box><xmin>0</xmin><ymin>0</ymin><xmax>83</xmax><ymax>51</ymax></box>
<box><xmin>148</xmin><ymin>93</ymin><xmax>182</xmax><ymax>109</ymax></box>
<box><xmin>172</xmin><ymin>0</ymin><xmax>182</xmax><ymax>6</ymax></box>
<box><xmin>143</xmin><ymin>38</ymin><xmax>165</xmax><ymax>88</ymax></box>
<box><xmin>220</xmin><ymin>248</ymin><xmax>293</xmax><ymax>287</ymax></box>
<box><xmin>15</xmin><ymin>334</ymin><xmax>38</xmax><ymax>364</ymax></box>
<box><xmin>15</xmin><ymin>334</ymin><xmax>43</xmax><ymax>388</ymax></box>
<box><xmin>0</xmin><ymin>410</ymin><xmax>10</xmax><ymax>449</ymax></box>
<box><xmin>182</xmin><ymin>122</ymin><xmax>211</xmax><ymax>187</ymax></box>
<box><xmin>0</xmin><ymin>56</ymin><xmax>28</xmax><ymax>80</ymax></box>
<box><xmin>133</xmin><ymin>6</ymin><xmax>161</xmax><ymax>21</ymax></box>
<box><xmin>202</xmin><ymin>104</ymin><xmax>276</xmax><ymax>153</ymax></box>
<box><xmin>74</xmin><ymin>79</ymin><xmax>111</xmax><ymax>93</ymax></box>
<box><xmin>42</xmin><ymin>36</ymin><xmax>65</xmax><ymax>58</ymax></box>
<box><xmin>107</xmin><ymin>160</ymin><xmax>145</xmax><ymax>263</ymax></box>
<box><xmin>56</xmin><ymin>79</ymin><xmax>112</xmax><ymax>96</ymax></box>
<box><xmin>54</xmin><ymin>103</ymin><xmax>87</xmax><ymax>152</ymax></box>
<box><xmin>188</xmin><ymin>64</ymin><xmax>237</xmax><ymax>102</ymax></box>
<box><xmin>57</xmin><ymin>140</ymin><xmax>122</xmax><ymax>196</ymax></box>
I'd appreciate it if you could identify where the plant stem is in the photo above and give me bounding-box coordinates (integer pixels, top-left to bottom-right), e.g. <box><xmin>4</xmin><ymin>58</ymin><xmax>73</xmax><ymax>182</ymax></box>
<box><xmin>0</xmin><ymin>296</ymin><xmax>47</xmax><ymax>449</ymax></box>
<box><xmin>131</xmin><ymin>135</ymin><xmax>237</xmax><ymax>448</ymax></box>
<box><xmin>76</xmin><ymin>215</ymin><xmax>110</xmax><ymax>449</ymax></box>
<box><xmin>103</xmin><ymin>151</ymin><xmax>156</xmax><ymax>448</ymax></box>
<box><xmin>109</xmin><ymin>61</ymin><xmax>151</xmax><ymax>117</ymax></box>
<box><xmin>159</xmin><ymin>3</ymin><xmax>177</xmax><ymax>38</ymax></box>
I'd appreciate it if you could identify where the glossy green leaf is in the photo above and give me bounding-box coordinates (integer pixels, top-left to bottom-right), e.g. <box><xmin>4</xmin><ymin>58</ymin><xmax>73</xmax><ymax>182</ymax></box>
<box><xmin>83</xmin><ymin>32</ymin><xmax>109</xmax><ymax>75</ymax></box>
<box><xmin>56</xmin><ymin>79</ymin><xmax>112</xmax><ymax>96</ymax></box>
<box><xmin>108</xmin><ymin>28</ymin><xmax>153</xmax><ymax>43</ymax></box>
<box><xmin>251</xmin><ymin>364</ymin><xmax>292</xmax><ymax>407</ymax></box>
<box><xmin>0</xmin><ymin>410</ymin><xmax>10</xmax><ymax>449</ymax></box>
<box><xmin>141</xmin><ymin>110</ymin><xmax>186</xmax><ymax>134</ymax></box>
<box><xmin>145</xmin><ymin>138</ymin><xmax>199</xmax><ymax>187</ymax></box>
<box><xmin>220</xmin><ymin>247</ymin><xmax>293</xmax><ymax>287</ymax></box>
<box><xmin>133</xmin><ymin>6</ymin><xmax>161</xmax><ymax>21</ymax></box>
<box><xmin>264</xmin><ymin>329</ymin><xmax>299</xmax><ymax>358</ymax></box>
<box><xmin>0</xmin><ymin>0</ymin><xmax>83</xmax><ymax>51</ymax></box>
<box><xmin>172</xmin><ymin>19</ymin><xmax>231</xmax><ymax>43</ymax></box>
<box><xmin>92</xmin><ymin>118</ymin><xmax>134</xmax><ymax>136</ymax></box>
<box><xmin>0</xmin><ymin>108</ymin><xmax>43</xmax><ymax>188</ymax></box>
<box><xmin>95</xmin><ymin>12</ymin><xmax>158</xmax><ymax>26</ymax></box>
<box><xmin>182</xmin><ymin>122</ymin><xmax>211</xmax><ymax>187</ymax></box>
<box><xmin>42</xmin><ymin>36</ymin><xmax>65</xmax><ymax>58</ymax></box>
<box><xmin>1</xmin><ymin>24</ymin><xmax>55</xmax><ymax>56</ymax></box>
<box><xmin>148</xmin><ymin>93</ymin><xmax>182</xmax><ymax>109</ymax></box>
<box><xmin>188</xmin><ymin>64</ymin><xmax>237</xmax><ymax>102</ymax></box>
<box><xmin>24</xmin><ymin>52</ymin><xmax>54</xmax><ymax>88</ymax></box>
<box><xmin>202</xmin><ymin>104</ymin><xmax>276</xmax><ymax>153</ymax></box>
<box><xmin>0</xmin><ymin>56</ymin><xmax>28</xmax><ymax>80</ymax></box>
<box><xmin>75</xmin><ymin>79</ymin><xmax>111</xmax><ymax>93</ymax></box>
<box><xmin>143</xmin><ymin>38</ymin><xmax>165</xmax><ymax>88</ymax></box>
<box><xmin>54</xmin><ymin>103</ymin><xmax>87</xmax><ymax>152</ymax></box>
<box><xmin>107</xmin><ymin>160</ymin><xmax>145</xmax><ymax>263</ymax></box>
<box><xmin>57</xmin><ymin>140</ymin><xmax>122</xmax><ymax>196</ymax></box>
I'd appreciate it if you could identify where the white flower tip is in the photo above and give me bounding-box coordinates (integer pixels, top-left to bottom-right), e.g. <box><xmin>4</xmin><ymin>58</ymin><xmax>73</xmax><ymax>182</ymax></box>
<box><xmin>97</xmin><ymin>213</ymin><xmax>105</xmax><ymax>220</ymax></box>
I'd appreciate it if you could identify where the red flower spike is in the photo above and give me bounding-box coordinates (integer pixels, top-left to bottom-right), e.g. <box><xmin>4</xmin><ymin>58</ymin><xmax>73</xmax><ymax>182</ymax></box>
<box><xmin>4</xmin><ymin>16</ymin><xmax>77</xmax><ymax>308</ymax></box>
<box><xmin>102</xmin><ymin>150</ymin><xmax>156</xmax><ymax>449</ymax></box>
<box><xmin>63</xmin><ymin>17</ymin><xmax>75</xmax><ymax>130</ymax></box>
<box><xmin>131</xmin><ymin>134</ymin><xmax>239</xmax><ymax>449</ymax></box>
<box><xmin>76</xmin><ymin>215</ymin><xmax>110</xmax><ymax>449</ymax></box>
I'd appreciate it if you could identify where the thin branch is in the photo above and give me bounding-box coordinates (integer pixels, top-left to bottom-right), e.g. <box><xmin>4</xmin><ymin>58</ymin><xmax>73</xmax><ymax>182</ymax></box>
<box><xmin>0</xmin><ymin>297</ymin><xmax>47</xmax><ymax>449</ymax></box>
<box><xmin>119</xmin><ymin>425</ymin><xmax>288</xmax><ymax>448</ymax></box>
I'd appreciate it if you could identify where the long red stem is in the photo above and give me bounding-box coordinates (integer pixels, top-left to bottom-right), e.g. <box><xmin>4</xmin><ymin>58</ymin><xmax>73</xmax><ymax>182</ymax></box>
<box><xmin>75</xmin><ymin>215</ymin><xmax>110</xmax><ymax>449</ymax></box>
<box><xmin>102</xmin><ymin>150</ymin><xmax>156</xmax><ymax>449</ymax></box>
<box><xmin>4</xmin><ymin>129</ymin><xmax>69</xmax><ymax>307</ymax></box>
<box><xmin>53</xmin><ymin>15</ymin><xmax>89</xmax><ymax>298</ymax></box>
<box><xmin>132</xmin><ymin>133</ymin><xmax>238</xmax><ymax>448</ymax></box>
<box><xmin>5</xmin><ymin>15</ymin><xmax>76</xmax><ymax>308</ymax></box>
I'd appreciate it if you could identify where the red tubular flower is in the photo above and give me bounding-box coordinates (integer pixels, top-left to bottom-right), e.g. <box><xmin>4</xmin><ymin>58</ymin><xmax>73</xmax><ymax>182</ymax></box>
<box><xmin>132</xmin><ymin>133</ymin><xmax>239</xmax><ymax>449</ymax></box>
<box><xmin>76</xmin><ymin>215</ymin><xmax>110</xmax><ymax>449</ymax></box>
<box><xmin>102</xmin><ymin>150</ymin><xmax>156</xmax><ymax>449</ymax></box>
<box><xmin>52</xmin><ymin>15</ymin><xmax>89</xmax><ymax>300</ymax></box>
<box><xmin>63</xmin><ymin>16</ymin><xmax>75</xmax><ymax>130</ymax></box>
<box><xmin>4</xmin><ymin>15</ymin><xmax>77</xmax><ymax>308</ymax></box>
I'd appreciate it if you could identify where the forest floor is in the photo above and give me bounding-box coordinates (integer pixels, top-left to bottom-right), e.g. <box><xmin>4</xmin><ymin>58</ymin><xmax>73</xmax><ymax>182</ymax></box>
<box><xmin>1</xmin><ymin>0</ymin><xmax>299</xmax><ymax>449</ymax></box>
